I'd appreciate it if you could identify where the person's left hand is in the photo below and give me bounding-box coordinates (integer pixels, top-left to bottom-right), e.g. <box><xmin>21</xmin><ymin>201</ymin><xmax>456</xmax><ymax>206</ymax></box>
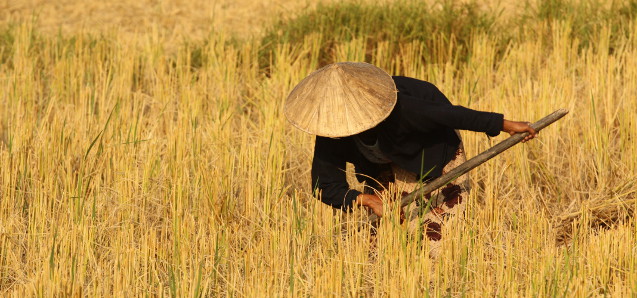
<box><xmin>502</xmin><ymin>119</ymin><xmax>537</xmax><ymax>143</ymax></box>
<box><xmin>356</xmin><ymin>194</ymin><xmax>384</xmax><ymax>217</ymax></box>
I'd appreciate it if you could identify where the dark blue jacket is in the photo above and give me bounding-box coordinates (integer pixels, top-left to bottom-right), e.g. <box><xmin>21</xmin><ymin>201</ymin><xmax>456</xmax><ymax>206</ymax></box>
<box><xmin>311</xmin><ymin>76</ymin><xmax>503</xmax><ymax>210</ymax></box>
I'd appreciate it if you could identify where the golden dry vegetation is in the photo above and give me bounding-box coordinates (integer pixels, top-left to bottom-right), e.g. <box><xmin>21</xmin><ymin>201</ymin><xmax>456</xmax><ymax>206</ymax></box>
<box><xmin>0</xmin><ymin>0</ymin><xmax>340</xmax><ymax>39</ymax></box>
<box><xmin>1</xmin><ymin>0</ymin><xmax>636</xmax><ymax>296</ymax></box>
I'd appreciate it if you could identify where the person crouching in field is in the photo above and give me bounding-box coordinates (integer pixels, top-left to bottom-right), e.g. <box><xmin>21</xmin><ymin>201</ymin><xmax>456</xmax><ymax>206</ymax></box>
<box><xmin>284</xmin><ymin>62</ymin><xmax>536</xmax><ymax>251</ymax></box>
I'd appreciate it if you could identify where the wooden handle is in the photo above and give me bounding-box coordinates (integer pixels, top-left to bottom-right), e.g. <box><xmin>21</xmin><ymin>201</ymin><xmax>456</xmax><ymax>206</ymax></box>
<box><xmin>368</xmin><ymin>108</ymin><xmax>569</xmax><ymax>223</ymax></box>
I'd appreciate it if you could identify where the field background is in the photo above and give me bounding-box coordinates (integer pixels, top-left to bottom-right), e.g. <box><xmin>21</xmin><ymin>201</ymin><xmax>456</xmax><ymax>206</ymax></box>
<box><xmin>1</xmin><ymin>0</ymin><xmax>636</xmax><ymax>296</ymax></box>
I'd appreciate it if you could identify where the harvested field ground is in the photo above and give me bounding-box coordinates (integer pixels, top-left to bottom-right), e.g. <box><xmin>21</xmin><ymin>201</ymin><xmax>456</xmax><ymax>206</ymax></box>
<box><xmin>0</xmin><ymin>0</ymin><xmax>636</xmax><ymax>296</ymax></box>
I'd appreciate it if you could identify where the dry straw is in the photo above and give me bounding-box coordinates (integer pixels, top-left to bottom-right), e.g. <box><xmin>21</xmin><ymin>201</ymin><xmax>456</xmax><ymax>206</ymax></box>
<box><xmin>1</xmin><ymin>0</ymin><xmax>636</xmax><ymax>296</ymax></box>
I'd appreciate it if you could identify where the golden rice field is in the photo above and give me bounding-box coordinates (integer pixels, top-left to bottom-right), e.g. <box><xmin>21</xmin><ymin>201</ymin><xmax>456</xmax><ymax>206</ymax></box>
<box><xmin>1</xmin><ymin>0</ymin><xmax>636</xmax><ymax>296</ymax></box>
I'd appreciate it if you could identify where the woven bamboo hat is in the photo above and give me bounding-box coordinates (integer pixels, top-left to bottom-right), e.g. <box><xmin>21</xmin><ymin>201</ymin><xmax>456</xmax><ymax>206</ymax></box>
<box><xmin>284</xmin><ymin>62</ymin><xmax>397</xmax><ymax>137</ymax></box>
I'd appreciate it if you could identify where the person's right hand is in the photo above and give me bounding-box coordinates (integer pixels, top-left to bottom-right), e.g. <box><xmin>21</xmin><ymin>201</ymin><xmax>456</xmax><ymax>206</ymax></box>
<box><xmin>356</xmin><ymin>194</ymin><xmax>383</xmax><ymax>217</ymax></box>
<box><xmin>502</xmin><ymin>119</ymin><xmax>537</xmax><ymax>143</ymax></box>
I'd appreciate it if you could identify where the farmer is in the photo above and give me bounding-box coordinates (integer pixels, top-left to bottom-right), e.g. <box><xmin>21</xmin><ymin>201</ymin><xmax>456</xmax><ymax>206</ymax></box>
<box><xmin>284</xmin><ymin>62</ymin><xmax>536</xmax><ymax>243</ymax></box>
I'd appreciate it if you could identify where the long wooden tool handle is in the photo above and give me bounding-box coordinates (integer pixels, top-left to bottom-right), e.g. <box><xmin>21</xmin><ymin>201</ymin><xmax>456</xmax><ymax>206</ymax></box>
<box><xmin>368</xmin><ymin>108</ymin><xmax>570</xmax><ymax>223</ymax></box>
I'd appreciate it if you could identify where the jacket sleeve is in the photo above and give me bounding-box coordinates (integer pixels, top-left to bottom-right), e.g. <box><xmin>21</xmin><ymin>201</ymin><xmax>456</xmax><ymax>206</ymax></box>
<box><xmin>311</xmin><ymin>137</ymin><xmax>361</xmax><ymax>211</ymax></box>
<box><xmin>396</xmin><ymin>77</ymin><xmax>504</xmax><ymax>136</ymax></box>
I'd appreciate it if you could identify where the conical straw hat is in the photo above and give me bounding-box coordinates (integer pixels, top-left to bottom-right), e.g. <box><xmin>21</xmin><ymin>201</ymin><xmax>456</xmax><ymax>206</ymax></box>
<box><xmin>284</xmin><ymin>62</ymin><xmax>397</xmax><ymax>137</ymax></box>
